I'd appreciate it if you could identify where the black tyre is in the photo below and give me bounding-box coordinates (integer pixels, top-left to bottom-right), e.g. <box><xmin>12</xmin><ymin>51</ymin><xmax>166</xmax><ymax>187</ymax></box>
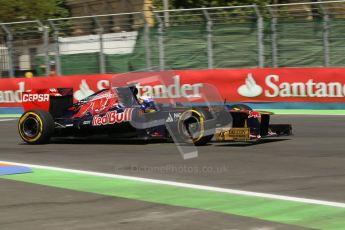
<box><xmin>177</xmin><ymin>109</ymin><xmax>214</xmax><ymax>146</ymax></box>
<box><xmin>18</xmin><ymin>110</ymin><xmax>55</xmax><ymax>144</ymax></box>
<box><xmin>229</xmin><ymin>103</ymin><xmax>252</xmax><ymax>111</ymax></box>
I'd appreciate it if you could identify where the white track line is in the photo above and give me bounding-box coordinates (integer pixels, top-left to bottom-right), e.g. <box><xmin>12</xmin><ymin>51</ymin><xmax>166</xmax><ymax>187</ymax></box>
<box><xmin>0</xmin><ymin>119</ymin><xmax>16</xmax><ymax>122</ymax></box>
<box><xmin>1</xmin><ymin>160</ymin><xmax>345</xmax><ymax>209</ymax></box>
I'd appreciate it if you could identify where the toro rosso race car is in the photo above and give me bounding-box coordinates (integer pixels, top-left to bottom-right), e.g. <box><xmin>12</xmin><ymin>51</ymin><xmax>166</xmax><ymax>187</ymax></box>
<box><xmin>18</xmin><ymin>85</ymin><xmax>292</xmax><ymax>145</ymax></box>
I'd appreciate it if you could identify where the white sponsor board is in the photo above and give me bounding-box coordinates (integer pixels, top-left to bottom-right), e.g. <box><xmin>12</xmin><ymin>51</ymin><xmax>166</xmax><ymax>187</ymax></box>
<box><xmin>59</xmin><ymin>31</ymin><xmax>138</xmax><ymax>55</ymax></box>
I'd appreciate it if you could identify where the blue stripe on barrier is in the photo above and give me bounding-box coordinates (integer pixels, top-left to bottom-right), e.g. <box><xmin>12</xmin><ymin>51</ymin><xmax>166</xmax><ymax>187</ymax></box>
<box><xmin>0</xmin><ymin>166</ymin><xmax>32</xmax><ymax>175</ymax></box>
<box><xmin>0</xmin><ymin>107</ymin><xmax>24</xmax><ymax>114</ymax></box>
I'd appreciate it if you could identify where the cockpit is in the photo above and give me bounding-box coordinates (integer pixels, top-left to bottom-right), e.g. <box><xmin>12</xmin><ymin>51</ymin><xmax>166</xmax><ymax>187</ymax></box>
<box><xmin>115</xmin><ymin>86</ymin><xmax>157</xmax><ymax>113</ymax></box>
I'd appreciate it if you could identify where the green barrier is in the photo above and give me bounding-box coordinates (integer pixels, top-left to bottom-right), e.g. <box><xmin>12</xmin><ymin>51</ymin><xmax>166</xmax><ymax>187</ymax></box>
<box><xmin>35</xmin><ymin>18</ymin><xmax>345</xmax><ymax>75</ymax></box>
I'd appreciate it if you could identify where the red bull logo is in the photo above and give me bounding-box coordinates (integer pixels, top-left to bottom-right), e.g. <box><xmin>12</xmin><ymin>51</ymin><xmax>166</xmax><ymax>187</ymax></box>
<box><xmin>92</xmin><ymin>108</ymin><xmax>133</xmax><ymax>126</ymax></box>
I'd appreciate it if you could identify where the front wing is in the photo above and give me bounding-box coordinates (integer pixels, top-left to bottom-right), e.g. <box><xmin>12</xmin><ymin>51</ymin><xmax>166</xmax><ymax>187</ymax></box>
<box><xmin>214</xmin><ymin>124</ymin><xmax>292</xmax><ymax>142</ymax></box>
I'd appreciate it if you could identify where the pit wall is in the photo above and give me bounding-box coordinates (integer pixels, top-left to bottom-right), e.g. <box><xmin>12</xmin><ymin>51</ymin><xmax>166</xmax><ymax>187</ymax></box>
<box><xmin>1</xmin><ymin>68</ymin><xmax>345</xmax><ymax>115</ymax></box>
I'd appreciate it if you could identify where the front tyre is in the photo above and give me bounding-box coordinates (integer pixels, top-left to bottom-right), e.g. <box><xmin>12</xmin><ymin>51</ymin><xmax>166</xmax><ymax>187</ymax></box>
<box><xmin>18</xmin><ymin>110</ymin><xmax>55</xmax><ymax>144</ymax></box>
<box><xmin>177</xmin><ymin>109</ymin><xmax>214</xmax><ymax>146</ymax></box>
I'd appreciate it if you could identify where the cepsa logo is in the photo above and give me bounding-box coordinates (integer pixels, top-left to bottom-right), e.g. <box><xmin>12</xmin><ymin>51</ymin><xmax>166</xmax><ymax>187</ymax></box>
<box><xmin>22</xmin><ymin>94</ymin><xmax>50</xmax><ymax>102</ymax></box>
<box><xmin>92</xmin><ymin>109</ymin><xmax>133</xmax><ymax>126</ymax></box>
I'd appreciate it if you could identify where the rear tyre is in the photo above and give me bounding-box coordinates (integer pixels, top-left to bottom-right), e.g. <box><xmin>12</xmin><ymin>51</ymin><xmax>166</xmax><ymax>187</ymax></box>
<box><xmin>18</xmin><ymin>110</ymin><xmax>55</xmax><ymax>144</ymax></box>
<box><xmin>177</xmin><ymin>109</ymin><xmax>214</xmax><ymax>146</ymax></box>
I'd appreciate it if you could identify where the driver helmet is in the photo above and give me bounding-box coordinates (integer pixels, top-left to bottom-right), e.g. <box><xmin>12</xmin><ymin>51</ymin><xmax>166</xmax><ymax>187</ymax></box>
<box><xmin>139</xmin><ymin>96</ymin><xmax>156</xmax><ymax>111</ymax></box>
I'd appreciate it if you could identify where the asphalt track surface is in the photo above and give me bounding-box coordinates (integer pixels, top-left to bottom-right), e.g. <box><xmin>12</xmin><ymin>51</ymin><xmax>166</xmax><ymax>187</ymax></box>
<box><xmin>1</xmin><ymin>115</ymin><xmax>345</xmax><ymax>230</ymax></box>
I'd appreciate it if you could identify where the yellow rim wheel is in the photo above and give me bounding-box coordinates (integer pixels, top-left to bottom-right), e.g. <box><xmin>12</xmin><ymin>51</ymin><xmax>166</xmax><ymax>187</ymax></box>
<box><xmin>178</xmin><ymin>109</ymin><xmax>205</xmax><ymax>143</ymax></box>
<box><xmin>19</xmin><ymin>112</ymin><xmax>43</xmax><ymax>143</ymax></box>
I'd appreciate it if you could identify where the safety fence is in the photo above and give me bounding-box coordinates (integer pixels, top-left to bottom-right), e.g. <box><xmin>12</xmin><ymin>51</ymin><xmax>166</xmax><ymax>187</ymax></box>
<box><xmin>1</xmin><ymin>1</ymin><xmax>345</xmax><ymax>78</ymax></box>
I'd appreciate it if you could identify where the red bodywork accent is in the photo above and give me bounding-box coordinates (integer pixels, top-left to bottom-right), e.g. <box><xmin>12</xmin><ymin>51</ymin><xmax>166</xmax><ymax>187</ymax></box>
<box><xmin>22</xmin><ymin>89</ymin><xmax>57</xmax><ymax>112</ymax></box>
<box><xmin>22</xmin><ymin>87</ymin><xmax>121</xmax><ymax>119</ymax></box>
<box><xmin>72</xmin><ymin>89</ymin><xmax>120</xmax><ymax>118</ymax></box>
<box><xmin>248</xmin><ymin>111</ymin><xmax>261</xmax><ymax>118</ymax></box>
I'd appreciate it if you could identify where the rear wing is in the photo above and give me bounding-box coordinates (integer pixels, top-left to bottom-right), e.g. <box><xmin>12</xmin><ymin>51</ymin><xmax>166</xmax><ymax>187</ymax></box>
<box><xmin>22</xmin><ymin>88</ymin><xmax>73</xmax><ymax>117</ymax></box>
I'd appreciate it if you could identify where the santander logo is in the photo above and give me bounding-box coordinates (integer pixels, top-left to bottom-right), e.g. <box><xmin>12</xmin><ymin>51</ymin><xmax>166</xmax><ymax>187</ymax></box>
<box><xmin>238</xmin><ymin>73</ymin><xmax>345</xmax><ymax>98</ymax></box>
<box><xmin>237</xmin><ymin>73</ymin><xmax>263</xmax><ymax>97</ymax></box>
<box><xmin>74</xmin><ymin>80</ymin><xmax>95</xmax><ymax>101</ymax></box>
<box><xmin>74</xmin><ymin>79</ymin><xmax>110</xmax><ymax>101</ymax></box>
<box><xmin>0</xmin><ymin>82</ymin><xmax>25</xmax><ymax>103</ymax></box>
<box><xmin>136</xmin><ymin>75</ymin><xmax>203</xmax><ymax>99</ymax></box>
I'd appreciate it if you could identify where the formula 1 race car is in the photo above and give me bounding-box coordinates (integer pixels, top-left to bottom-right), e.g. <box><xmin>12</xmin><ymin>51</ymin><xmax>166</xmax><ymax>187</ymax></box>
<box><xmin>18</xmin><ymin>86</ymin><xmax>292</xmax><ymax>145</ymax></box>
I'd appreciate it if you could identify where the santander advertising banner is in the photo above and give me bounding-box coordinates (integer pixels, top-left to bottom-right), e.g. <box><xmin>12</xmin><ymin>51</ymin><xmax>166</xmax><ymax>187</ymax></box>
<box><xmin>175</xmin><ymin>68</ymin><xmax>345</xmax><ymax>103</ymax></box>
<box><xmin>1</xmin><ymin>68</ymin><xmax>345</xmax><ymax>108</ymax></box>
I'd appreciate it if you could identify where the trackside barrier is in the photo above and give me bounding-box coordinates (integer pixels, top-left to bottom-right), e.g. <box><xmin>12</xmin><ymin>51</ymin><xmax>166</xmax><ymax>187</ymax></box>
<box><xmin>1</xmin><ymin>68</ymin><xmax>345</xmax><ymax>111</ymax></box>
